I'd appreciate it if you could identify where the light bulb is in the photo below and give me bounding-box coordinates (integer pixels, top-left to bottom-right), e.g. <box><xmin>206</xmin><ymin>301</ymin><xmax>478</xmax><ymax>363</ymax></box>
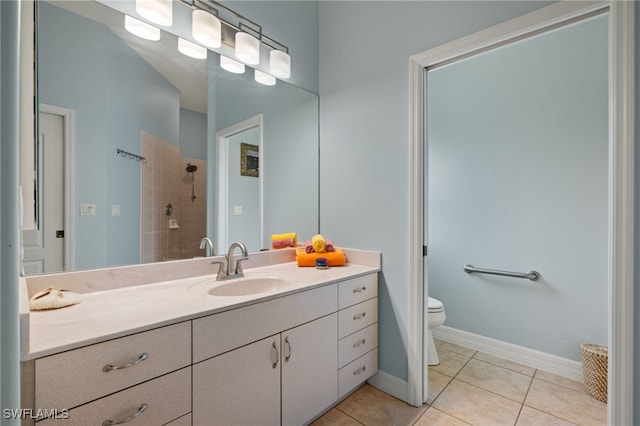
<box><xmin>124</xmin><ymin>15</ymin><xmax>160</xmax><ymax>41</ymax></box>
<box><xmin>269</xmin><ymin>50</ymin><xmax>291</xmax><ymax>79</ymax></box>
<box><xmin>255</xmin><ymin>69</ymin><xmax>276</xmax><ymax>86</ymax></box>
<box><xmin>192</xmin><ymin>10</ymin><xmax>221</xmax><ymax>48</ymax></box>
<box><xmin>136</xmin><ymin>0</ymin><xmax>172</xmax><ymax>27</ymax></box>
<box><xmin>178</xmin><ymin>37</ymin><xmax>207</xmax><ymax>60</ymax></box>
<box><xmin>235</xmin><ymin>32</ymin><xmax>260</xmax><ymax>65</ymax></box>
<box><xmin>220</xmin><ymin>56</ymin><xmax>245</xmax><ymax>74</ymax></box>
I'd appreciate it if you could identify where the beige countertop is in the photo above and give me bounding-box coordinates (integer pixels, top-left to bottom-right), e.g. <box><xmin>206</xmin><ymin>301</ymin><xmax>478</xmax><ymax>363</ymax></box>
<box><xmin>22</xmin><ymin>249</ymin><xmax>380</xmax><ymax>361</ymax></box>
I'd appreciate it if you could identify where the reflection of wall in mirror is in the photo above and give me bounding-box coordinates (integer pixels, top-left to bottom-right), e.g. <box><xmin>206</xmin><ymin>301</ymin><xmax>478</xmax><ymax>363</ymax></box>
<box><xmin>38</xmin><ymin>2</ymin><xmax>207</xmax><ymax>269</ymax></box>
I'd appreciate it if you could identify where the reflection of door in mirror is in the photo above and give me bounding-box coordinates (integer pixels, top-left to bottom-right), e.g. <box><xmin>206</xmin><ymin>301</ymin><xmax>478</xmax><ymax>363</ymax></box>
<box><xmin>217</xmin><ymin>115</ymin><xmax>263</xmax><ymax>253</ymax></box>
<box><xmin>22</xmin><ymin>107</ymin><xmax>70</xmax><ymax>275</ymax></box>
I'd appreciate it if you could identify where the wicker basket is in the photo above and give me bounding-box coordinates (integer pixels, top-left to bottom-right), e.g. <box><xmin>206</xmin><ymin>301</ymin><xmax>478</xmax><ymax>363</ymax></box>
<box><xmin>581</xmin><ymin>343</ymin><xmax>608</xmax><ymax>403</ymax></box>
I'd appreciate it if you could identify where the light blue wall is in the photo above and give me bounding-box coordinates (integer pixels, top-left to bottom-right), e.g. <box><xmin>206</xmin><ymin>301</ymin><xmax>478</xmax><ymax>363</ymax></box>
<box><xmin>180</xmin><ymin>108</ymin><xmax>207</xmax><ymax>161</ymax></box>
<box><xmin>427</xmin><ymin>15</ymin><xmax>607</xmax><ymax>361</ymax></box>
<box><xmin>227</xmin><ymin>129</ymin><xmax>261</xmax><ymax>251</ymax></box>
<box><xmin>319</xmin><ymin>1</ymin><xmax>555</xmax><ymax>381</ymax></box>
<box><xmin>39</xmin><ymin>3</ymin><xmax>180</xmax><ymax>270</ymax></box>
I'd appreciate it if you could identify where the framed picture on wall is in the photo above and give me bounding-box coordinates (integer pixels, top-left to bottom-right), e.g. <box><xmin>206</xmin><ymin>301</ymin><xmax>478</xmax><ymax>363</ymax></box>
<box><xmin>241</xmin><ymin>143</ymin><xmax>259</xmax><ymax>177</ymax></box>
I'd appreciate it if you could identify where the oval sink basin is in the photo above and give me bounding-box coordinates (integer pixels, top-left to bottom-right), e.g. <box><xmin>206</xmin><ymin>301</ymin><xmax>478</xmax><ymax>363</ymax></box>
<box><xmin>208</xmin><ymin>277</ymin><xmax>291</xmax><ymax>297</ymax></box>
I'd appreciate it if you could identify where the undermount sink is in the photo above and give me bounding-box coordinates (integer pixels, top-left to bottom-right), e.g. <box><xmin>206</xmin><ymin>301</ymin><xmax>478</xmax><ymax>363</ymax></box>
<box><xmin>207</xmin><ymin>276</ymin><xmax>291</xmax><ymax>297</ymax></box>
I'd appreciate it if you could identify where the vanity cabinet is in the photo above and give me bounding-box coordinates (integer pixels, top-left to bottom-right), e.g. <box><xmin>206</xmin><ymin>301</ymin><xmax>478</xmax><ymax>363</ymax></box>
<box><xmin>24</xmin><ymin>270</ymin><xmax>379</xmax><ymax>426</ymax></box>
<box><xmin>192</xmin><ymin>284</ymin><xmax>338</xmax><ymax>426</ymax></box>
<box><xmin>28</xmin><ymin>322</ymin><xmax>191</xmax><ymax>426</ymax></box>
<box><xmin>193</xmin><ymin>314</ymin><xmax>337</xmax><ymax>426</ymax></box>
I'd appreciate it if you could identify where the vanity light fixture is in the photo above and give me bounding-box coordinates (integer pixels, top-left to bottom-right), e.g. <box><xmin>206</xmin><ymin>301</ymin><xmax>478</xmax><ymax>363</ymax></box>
<box><xmin>136</xmin><ymin>0</ymin><xmax>173</xmax><ymax>27</ymax></box>
<box><xmin>178</xmin><ymin>37</ymin><xmax>207</xmax><ymax>59</ymax></box>
<box><xmin>192</xmin><ymin>9</ymin><xmax>221</xmax><ymax>48</ymax></box>
<box><xmin>235</xmin><ymin>32</ymin><xmax>260</xmax><ymax>65</ymax></box>
<box><xmin>220</xmin><ymin>55</ymin><xmax>245</xmax><ymax>74</ymax></box>
<box><xmin>180</xmin><ymin>0</ymin><xmax>291</xmax><ymax>79</ymax></box>
<box><xmin>124</xmin><ymin>15</ymin><xmax>161</xmax><ymax>41</ymax></box>
<box><xmin>269</xmin><ymin>50</ymin><xmax>291</xmax><ymax>79</ymax></box>
<box><xmin>254</xmin><ymin>69</ymin><xmax>276</xmax><ymax>86</ymax></box>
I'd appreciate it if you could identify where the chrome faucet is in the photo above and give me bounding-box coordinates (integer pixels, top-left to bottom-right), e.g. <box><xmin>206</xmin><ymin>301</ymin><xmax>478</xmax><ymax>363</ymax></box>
<box><xmin>199</xmin><ymin>237</ymin><xmax>214</xmax><ymax>256</ymax></box>
<box><xmin>223</xmin><ymin>242</ymin><xmax>249</xmax><ymax>280</ymax></box>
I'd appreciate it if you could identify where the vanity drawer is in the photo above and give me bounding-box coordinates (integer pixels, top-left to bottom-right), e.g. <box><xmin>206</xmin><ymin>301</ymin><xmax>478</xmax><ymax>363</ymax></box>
<box><xmin>338</xmin><ymin>274</ymin><xmax>378</xmax><ymax>310</ymax></box>
<box><xmin>38</xmin><ymin>367</ymin><xmax>191</xmax><ymax>426</ymax></box>
<box><xmin>338</xmin><ymin>298</ymin><xmax>378</xmax><ymax>339</ymax></box>
<box><xmin>193</xmin><ymin>283</ymin><xmax>337</xmax><ymax>362</ymax></box>
<box><xmin>338</xmin><ymin>349</ymin><xmax>378</xmax><ymax>399</ymax></box>
<box><xmin>35</xmin><ymin>321</ymin><xmax>191</xmax><ymax>411</ymax></box>
<box><xmin>338</xmin><ymin>323</ymin><xmax>378</xmax><ymax>368</ymax></box>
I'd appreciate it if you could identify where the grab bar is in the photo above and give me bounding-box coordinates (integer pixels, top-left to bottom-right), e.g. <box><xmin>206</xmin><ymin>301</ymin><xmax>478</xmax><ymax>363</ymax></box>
<box><xmin>463</xmin><ymin>264</ymin><xmax>540</xmax><ymax>281</ymax></box>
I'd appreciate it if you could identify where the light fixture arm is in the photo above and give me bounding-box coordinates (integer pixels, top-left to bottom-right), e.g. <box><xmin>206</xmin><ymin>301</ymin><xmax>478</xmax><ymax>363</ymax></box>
<box><xmin>179</xmin><ymin>0</ymin><xmax>289</xmax><ymax>54</ymax></box>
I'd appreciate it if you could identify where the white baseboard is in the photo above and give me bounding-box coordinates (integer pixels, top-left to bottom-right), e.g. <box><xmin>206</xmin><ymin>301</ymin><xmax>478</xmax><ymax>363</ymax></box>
<box><xmin>432</xmin><ymin>326</ymin><xmax>584</xmax><ymax>383</ymax></box>
<box><xmin>367</xmin><ymin>369</ymin><xmax>409</xmax><ymax>402</ymax></box>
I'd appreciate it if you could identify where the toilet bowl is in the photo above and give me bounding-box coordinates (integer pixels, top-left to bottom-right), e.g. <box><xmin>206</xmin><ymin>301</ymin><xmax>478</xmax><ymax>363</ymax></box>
<box><xmin>427</xmin><ymin>297</ymin><xmax>446</xmax><ymax>366</ymax></box>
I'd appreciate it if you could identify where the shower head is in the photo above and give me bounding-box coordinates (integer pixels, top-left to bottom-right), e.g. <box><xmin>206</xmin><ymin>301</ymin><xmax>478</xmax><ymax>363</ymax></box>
<box><xmin>186</xmin><ymin>164</ymin><xmax>198</xmax><ymax>173</ymax></box>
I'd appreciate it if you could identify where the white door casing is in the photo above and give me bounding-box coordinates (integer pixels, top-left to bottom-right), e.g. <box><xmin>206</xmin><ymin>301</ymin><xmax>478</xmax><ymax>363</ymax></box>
<box><xmin>408</xmin><ymin>3</ymin><xmax>634</xmax><ymax>426</ymax></box>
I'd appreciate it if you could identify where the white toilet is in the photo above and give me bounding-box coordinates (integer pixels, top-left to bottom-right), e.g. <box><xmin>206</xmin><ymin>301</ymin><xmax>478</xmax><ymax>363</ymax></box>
<box><xmin>427</xmin><ymin>297</ymin><xmax>446</xmax><ymax>366</ymax></box>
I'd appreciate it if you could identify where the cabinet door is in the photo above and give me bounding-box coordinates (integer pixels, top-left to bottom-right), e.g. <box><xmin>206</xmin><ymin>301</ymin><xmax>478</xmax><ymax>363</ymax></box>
<box><xmin>192</xmin><ymin>335</ymin><xmax>280</xmax><ymax>426</ymax></box>
<box><xmin>282</xmin><ymin>313</ymin><xmax>338</xmax><ymax>426</ymax></box>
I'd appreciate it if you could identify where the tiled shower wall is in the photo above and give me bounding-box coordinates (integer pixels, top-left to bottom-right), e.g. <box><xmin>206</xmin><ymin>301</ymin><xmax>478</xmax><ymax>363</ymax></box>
<box><xmin>141</xmin><ymin>132</ymin><xmax>207</xmax><ymax>263</ymax></box>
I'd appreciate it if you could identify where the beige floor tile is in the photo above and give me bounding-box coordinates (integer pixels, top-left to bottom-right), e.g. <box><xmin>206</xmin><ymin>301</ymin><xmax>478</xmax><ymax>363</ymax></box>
<box><xmin>434</xmin><ymin>339</ymin><xmax>477</xmax><ymax>357</ymax></box>
<box><xmin>429</xmin><ymin>349</ymin><xmax>472</xmax><ymax>377</ymax></box>
<box><xmin>414</xmin><ymin>407</ymin><xmax>471</xmax><ymax>425</ymax></box>
<box><xmin>456</xmin><ymin>359</ymin><xmax>533</xmax><ymax>402</ymax></box>
<box><xmin>516</xmin><ymin>406</ymin><xmax>577</xmax><ymax>426</ymax></box>
<box><xmin>311</xmin><ymin>408</ymin><xmax>363</xmax><ymax>426</ymax></box>
<box><xmin>432</xmin><ymin>379</ymin><xmax>522</xmax><ymax>426</ymax></box>
<box><xmin>534</xmin><ymin>370</ymin><xmax>586</xmax><ymax>394</ymax></box>
<box><xmin>473</xmin><ymin>352</ymin><xmax>536</xmax><ymax>376</ymax></box>
<box><xmin>337</xmin><ymin>384</ymin><xmax>427</xmax><ymax>426</ymax></box>
<box><xmin>427</xmin><ymin>370</ymin><xmax>453</xmax><ymax>404</ymax></box>
<box><xmin>524</xmin><ymin>379</ymin><xmax>606</xmax><ymax>426</ymax></box>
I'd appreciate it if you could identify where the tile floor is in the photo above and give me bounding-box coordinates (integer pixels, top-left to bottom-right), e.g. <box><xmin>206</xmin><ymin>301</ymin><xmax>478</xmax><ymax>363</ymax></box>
<box><xmin>312</xmin><ymin>339</ymin><xmax>607</xmax><ymax>426</ymax></box>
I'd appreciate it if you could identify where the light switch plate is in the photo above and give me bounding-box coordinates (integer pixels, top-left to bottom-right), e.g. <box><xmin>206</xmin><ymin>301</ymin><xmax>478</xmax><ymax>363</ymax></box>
<box><xmin>80</xmin><ymin>204</ymin><xmax>96</xmax><ymax>216</ymax></box>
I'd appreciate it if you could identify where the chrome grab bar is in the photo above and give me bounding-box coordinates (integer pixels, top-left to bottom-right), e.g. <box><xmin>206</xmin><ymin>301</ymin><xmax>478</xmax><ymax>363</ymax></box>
<box><xmin>463</xmin><ymin>264</ymin><xmax>540</xmax><ymax>281</ymax></box>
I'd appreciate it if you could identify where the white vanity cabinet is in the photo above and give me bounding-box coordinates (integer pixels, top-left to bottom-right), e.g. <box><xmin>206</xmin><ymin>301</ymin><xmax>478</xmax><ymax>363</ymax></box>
<box><xmin>192</xmin><ymin>284</ymin><xmax>338</xmax><ymax>426</ymax></box>
<box><xmin>192</xmin><ymin>314</ymin><xmax>337</xmax><ymax>426</ymax></box>
<box><xmin>337</xmin><ymin>273</ymin><xmax>379</xmax><ymax>398</ymax></box>
<box><xmin>26</xmin><ymin>321</ymin><xmax>191</xmax><ymax>426</ymax></box>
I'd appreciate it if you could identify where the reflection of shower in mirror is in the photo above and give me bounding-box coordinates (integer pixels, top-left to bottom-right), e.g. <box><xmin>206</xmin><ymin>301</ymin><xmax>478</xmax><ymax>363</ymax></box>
<box><xmin>186</xmin><ymin>164</ymin><xmax>197</xmax><ymax>202</ymax></box>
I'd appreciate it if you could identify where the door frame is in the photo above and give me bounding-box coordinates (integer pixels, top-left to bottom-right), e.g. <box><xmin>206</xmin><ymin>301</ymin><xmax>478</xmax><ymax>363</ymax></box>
<box><xmin>215</xmin><ymin>114</ymin><xmax>264</xmax><ymax>254</ymax></box>
<box><xmin>407</xmin><ymin>1</ymin><xmax>635</xmax><ymax>424</ymax></box>
<box><xmin>37</xmin><ymin>103</ymin><xmax>75</xmax><ymax>272</ymax></box>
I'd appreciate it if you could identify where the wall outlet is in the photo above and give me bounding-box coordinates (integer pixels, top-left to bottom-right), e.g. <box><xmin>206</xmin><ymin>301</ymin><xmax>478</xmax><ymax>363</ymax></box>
<box><xmin>112</xmin><ymin>205</ymin><xmax>121</xmax><ymax>216</ymax></box>
<box><xmin>80</xmin><ymin>204</ymin><xmax>96</xmax><ymax>216</ymax></box>
<box><xmin>233</xmin><ymin>206</ymin><xmax>243</xmax><ymax>216</ymax></box>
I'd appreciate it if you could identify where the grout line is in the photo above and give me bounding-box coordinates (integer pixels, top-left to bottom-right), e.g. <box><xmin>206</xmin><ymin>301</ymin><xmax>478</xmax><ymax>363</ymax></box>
<box><xmin>333</xmin><ymin>406</ymin><xmax>367</xmax><ymax>425</ymax></box>
<box><xmin>513</xmin><ymin>368</ymin><xmax>537</xmax><ymax>425</ymax></box>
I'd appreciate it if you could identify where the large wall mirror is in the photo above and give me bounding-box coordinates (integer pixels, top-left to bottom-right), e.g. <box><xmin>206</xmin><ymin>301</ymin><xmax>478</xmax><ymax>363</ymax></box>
<box><xmin>21</xmin><ymin>0</ymin><xmax>319</xmax><ymax>275</ymax></box>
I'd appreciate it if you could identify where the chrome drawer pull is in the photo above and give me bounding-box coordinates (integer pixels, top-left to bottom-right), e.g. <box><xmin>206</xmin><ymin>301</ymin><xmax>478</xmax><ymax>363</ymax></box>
<box><xmin>353</xmin><ymin>339</ymin><xmax>366</xmax><ymax>348</ymax></box>
<box><xmin>272</xmin><ymin>341</ymin><xmax>279</xmax><ymax>369</ymax></box>
<box><xmin>103</xmin><ymin>353</ymin><xmax>148</xmax><ymax>372</ymax></box>
<box><xmin>353</xmin><ymin>366</ymin><xmax>366</xmax><ymax>375</ymax></box>
<box><xmin>353</xmin><ymin>286</ymin><xmax>367</xmax><ymax>293</ymax></box>
<box><xmin>102</xmin><ymin>403</ymin><xmax>148</xmax><ymax>426</ymax></box>
<box><xmin>353</xmin><ymin>312</ymin><xmax>366</xmax><ymax>320</ymax></box>
<box><xmin>284</xmin><ymin>336</ymin><xmax>292</xmax><ymax>363</ymax></box>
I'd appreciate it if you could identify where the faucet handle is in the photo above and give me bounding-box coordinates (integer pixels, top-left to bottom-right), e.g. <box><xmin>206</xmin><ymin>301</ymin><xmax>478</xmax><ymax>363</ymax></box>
<box><xmin>211</xmin><ymin>260</ymin><xmax>225</xmax><ymax>280</ymax></box>
<box><xmin>235</xmin><ymin>256</ymin><xmax>249</xmax><ymax>276</ymax></box>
